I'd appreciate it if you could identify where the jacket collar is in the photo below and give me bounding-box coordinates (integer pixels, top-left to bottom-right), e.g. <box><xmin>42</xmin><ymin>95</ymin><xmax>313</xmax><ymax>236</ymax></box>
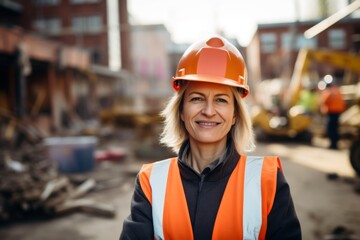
<box><xmin>178</xmin><ymin>138</ymin><xmax>240</xmax><ymax>181</ymax></box>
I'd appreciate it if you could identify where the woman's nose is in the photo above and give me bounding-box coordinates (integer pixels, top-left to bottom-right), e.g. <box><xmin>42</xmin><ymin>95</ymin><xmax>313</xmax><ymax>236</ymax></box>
<box><xmin>202</xmin><ymin>102</ymin><xmax>216</xmax><ymax>116</ymax></box>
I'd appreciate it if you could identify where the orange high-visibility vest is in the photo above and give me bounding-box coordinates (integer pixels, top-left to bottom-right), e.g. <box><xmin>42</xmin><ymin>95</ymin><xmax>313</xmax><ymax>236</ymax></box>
<box><xmin>320</xmin><ymin>87</ymin><xmax>345</xmax><ymax>114</ymax></box>
<box><xmin>139</xmin><ymin>155</ymin><xmax>282</xmax><ymax>240</ymax></box>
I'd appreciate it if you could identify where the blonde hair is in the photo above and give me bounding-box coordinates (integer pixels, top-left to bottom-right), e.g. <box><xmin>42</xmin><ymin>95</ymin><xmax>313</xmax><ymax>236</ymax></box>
<box><xmin>160</xmin><ymin>83</ymin><xmax>255</xmax><ymax>154</ymax></box>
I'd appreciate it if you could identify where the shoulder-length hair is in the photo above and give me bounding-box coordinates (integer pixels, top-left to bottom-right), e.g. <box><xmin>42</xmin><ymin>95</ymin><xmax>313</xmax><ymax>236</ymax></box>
<box><xmin>159</xmin><ymin>83</ymin><xmax>255</xmax><ymax>154</ymax></box>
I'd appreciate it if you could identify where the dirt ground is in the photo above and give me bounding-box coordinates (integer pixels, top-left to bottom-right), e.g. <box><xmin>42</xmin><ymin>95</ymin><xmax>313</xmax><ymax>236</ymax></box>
<box><xmin>0</xmin><ymin>128</ymin><xmax>360</xmax><ymax>240</ymax></box>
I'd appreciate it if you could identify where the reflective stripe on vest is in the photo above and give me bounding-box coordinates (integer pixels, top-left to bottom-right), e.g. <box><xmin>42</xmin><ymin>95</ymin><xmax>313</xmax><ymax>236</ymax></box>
<box><xmin>150</xmin><ymin>159</ymin><xmax>171</xmax><ymax>240</ymax></box>
<box><xmin>243</xmin><ymin>156</ymin><xmax>264</xmax><ymax>239</ymax></box>
<box><xmin>139</xmin><ymin>155</ymin><xmax>281</xmax><ymax>240</ymax></box>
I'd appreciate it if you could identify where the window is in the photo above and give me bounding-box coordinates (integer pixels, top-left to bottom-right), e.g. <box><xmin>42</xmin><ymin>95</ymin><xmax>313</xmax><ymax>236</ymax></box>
<box><xmin>281</xmin><ymin>33</ymin><xmax>317</xmax><ymax>50</ymax></box>
<box><xmin>70</xmin><ymin>0</ymin><xmax>99</xmax><ymax>3</ymax></box>
<box><xmin>34</xmin><ymin>0</ymin><xmax>60</xmax><ymax>5</ymax></box>
<box><xmin>260</xmin><ymin>33</ymin><xmax>277</xmax><ymax>53</ymax></box>
<box><xmin>328</xmin><ymin>29</ymin><xmax>345</xmax><ymax>49</ymax></box>
<box><xmin>297</xmin><ymin>35</ymin><xmax>317</xmax><ymax>49</ymax></box>
<box><xmin>33</xmin><ymin>18</ymin><xmax>61</xmax><ymax>35</ymax></box>
<box><xmin>72</xmin><ymin>15</ymin><xmax>102</xmax><ymax>33</ymax></box>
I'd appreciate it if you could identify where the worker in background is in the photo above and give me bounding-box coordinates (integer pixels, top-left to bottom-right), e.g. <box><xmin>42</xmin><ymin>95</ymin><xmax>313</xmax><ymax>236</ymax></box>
<box><xmin>120</xmin><ymin>36</ymin><xmax>301</xmax><ymax>240</ymax></box>
<box><xmin>297</xmin><ymin>84</ymin><xmax>320</xmax><ymax>115</ymax></box>
<box><xmin>319</xmin><ymin>78</ymin><xmax>346</xmax><ymax>149</ymax></box>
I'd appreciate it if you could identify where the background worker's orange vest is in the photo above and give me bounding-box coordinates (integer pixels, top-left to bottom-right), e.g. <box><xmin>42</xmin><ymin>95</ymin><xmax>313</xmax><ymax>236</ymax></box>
<box><xmin>139</xmin><ymin>156</ymin><xmax>282</xmax><ymax>240</ymax></box>
<box><xmin>320</xmin><ymin>86</ymin><xmax>345</xmax><ymax>114</ymax></box>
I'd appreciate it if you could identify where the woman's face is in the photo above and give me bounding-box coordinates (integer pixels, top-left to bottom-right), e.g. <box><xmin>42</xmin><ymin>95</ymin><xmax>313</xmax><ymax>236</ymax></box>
<box><xmin>181</xmin><ymin>81</ymin><xmax>236</xmax><ymax>146</ymax></box>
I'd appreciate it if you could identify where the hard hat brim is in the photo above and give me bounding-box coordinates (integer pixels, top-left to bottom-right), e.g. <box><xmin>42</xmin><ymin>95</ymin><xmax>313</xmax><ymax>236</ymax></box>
<box><xmin>172</xmin><ymin>74</ymin><xmax>249</xmax><ymax>98</ymax></box>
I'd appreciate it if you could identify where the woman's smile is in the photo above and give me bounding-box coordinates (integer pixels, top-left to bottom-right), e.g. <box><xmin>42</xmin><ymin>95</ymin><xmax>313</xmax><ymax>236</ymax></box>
<box><xmin>196</xmin><ymin>121</ymin><xmax>220</xmax><ymax>127</ymax></box>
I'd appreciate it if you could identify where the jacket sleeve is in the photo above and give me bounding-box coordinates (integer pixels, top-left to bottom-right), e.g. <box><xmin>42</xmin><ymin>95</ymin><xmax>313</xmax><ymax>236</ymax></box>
<box><xmin>119</xmin><ymin>175</ymin><xmax>154</xmax><ymax>240</ymax></box>
<box><xmin>266</xmin><ymin>169</ymin><xmax>302</xmax><ymax>239</ymax></box>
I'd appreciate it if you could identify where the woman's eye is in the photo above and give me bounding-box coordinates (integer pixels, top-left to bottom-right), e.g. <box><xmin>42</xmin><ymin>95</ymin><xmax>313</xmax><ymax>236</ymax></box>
<box><xmin>190</xmin><ymin>97</ymin><xmax>203</xmax><ymax>102</ymax></box>
<box><xmin>216</xmin><ymin>98</ymin><xmax>228</xmax><ymax>103</ymax></box>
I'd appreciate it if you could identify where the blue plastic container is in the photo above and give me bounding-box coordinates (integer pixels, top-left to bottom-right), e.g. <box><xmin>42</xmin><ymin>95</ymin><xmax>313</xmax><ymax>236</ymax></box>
<box><xmin>44</xmin><ymin>136</ymin><xmax>98</xmax><ymax>173</ymax></box>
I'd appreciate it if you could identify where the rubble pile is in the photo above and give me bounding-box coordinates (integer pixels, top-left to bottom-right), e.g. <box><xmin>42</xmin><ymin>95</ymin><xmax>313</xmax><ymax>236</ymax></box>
<box><xmin>0</xmin><ymin>146</ymin><xmax>62</xmax><ymax>222</ymax></box>
<box><xmin>0</xmin><ymin>111</ymin><xmax>119</xmax><ymax>223</ymax></box>
<box><xmin>0</xmin><ymin>145</ymin><xmax>115</xmax><ymax>223</ymax></box>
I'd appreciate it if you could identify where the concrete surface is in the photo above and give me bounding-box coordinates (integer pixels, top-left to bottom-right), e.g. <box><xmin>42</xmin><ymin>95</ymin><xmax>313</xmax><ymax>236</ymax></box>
<box><xmin>0</xmin><ymin>132</ymin><xmax>360</xmax><ymax>240</ymax></box>
<box><xmin>256</xmin><ymin>140</ymin><xmax>360</xmax><ymax>240</ymax></box>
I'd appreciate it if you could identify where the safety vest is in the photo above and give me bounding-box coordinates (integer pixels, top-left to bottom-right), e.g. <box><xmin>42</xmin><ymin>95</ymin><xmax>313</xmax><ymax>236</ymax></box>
<box><xmin>321</xmin><ymin>87</ymin><xmax>345</xmax><ymax>114</ymax></box>
<box><xmin>139</xmin><ymin>155</ymin><xmax>282</xmax><ymax>240</ymax></box>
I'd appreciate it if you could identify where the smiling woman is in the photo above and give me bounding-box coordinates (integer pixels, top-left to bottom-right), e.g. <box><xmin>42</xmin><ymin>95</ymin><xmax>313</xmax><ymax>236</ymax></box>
<box><xmin>180</xmin><ymin>82</ymin><xmax>236</xmax><ymax>172</ymax></box>
<box><xmin>120</xmin><ymin>36</ymin><xmax>302</xmax><ymax>240</ymax></box>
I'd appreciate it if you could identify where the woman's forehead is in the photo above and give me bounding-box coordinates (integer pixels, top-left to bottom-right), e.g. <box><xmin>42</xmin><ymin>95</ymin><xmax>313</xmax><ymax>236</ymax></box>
<box><xmin>185</xmin><ymin>81</ymin><xmax>233</xmax><ymax>94</ymax></box>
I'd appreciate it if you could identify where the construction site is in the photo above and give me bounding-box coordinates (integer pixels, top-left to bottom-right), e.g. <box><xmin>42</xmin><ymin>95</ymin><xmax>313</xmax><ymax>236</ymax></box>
<box><xmin>1</xmin><ymin>0</ymin><xmax>360</xmax><ymax>239</ymax></box>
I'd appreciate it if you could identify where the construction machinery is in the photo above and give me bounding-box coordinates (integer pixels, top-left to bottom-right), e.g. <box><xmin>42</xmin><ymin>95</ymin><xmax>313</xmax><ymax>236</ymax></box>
<box><xmin>251</xmin><ymin>48</ymin><xmax>360</xmax><ymax>174</ymax></box>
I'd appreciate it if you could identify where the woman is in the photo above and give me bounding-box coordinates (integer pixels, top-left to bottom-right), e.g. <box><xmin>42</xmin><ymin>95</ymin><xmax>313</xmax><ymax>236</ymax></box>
<box><xmin>120</xmin><ymin>36</ymin><xmax>301</xmax><ymax>240</ymax></box>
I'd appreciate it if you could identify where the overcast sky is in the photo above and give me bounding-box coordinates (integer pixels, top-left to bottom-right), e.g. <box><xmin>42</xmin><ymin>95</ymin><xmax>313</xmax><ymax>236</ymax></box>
<box><xmin>127</xmin><ymin>0</ymin><xmax>340</xmax><ymax>46</ymax></box>
<box><xmin>106</xmin><ymin>0</ymin><xmax>350</xmax><ymax>70</ymax></box>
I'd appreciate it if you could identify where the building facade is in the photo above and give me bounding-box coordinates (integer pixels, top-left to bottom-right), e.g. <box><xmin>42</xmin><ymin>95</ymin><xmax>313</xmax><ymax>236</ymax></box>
<box><xmin>0</xmin><ymin>0</ymin><xmax>131</xmax><ymax>134</ymax></box>
<box><xmin>126</xmin><ymin>24</ymin><xmax>172</xmax><ymax>113</ymax></box>
<box><xmin>21</xmin><ymin>0</ymin><xmax>110</xmax><ymax>67</ymax></box>
<box><xmin>247</xmin><ymin>17</ymin><xmax>360</xmax><ymax>84</ymax></box>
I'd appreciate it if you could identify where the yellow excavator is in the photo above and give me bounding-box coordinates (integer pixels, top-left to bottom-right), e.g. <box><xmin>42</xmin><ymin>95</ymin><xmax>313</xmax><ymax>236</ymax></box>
<box><xmin>251</xmin><ymin>48</ymin><xmax>360</xmax><ymax>174</ymax></box>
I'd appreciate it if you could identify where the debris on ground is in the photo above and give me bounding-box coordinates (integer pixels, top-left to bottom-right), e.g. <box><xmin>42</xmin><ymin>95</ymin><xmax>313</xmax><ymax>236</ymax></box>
<box><xmin>0</xmin><ymin>111</ymin><xmax>160</xmax><ymax>223</ymax></box>
<box><xmin>0</xmin><ymin>145</ymin><xmax>116</xmax><ymax>223</ymax></box>
<box><xmin>326</xmin><ymin>172</ymin><xmax>360</xmax><ymax>194</ymax></box>
<box><xmin>324</xmin><ymin>225</ymin><xmax>359</xmax><ymax>240</ymax></box>
<box><xmin>327</xmin><ymin>172</ymin><xmax>340</xmax><ymax>180</ymax></box>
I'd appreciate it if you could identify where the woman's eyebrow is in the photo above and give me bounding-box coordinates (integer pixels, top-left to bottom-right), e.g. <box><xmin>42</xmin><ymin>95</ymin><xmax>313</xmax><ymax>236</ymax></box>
<box><xmin>215</xmin><ymin>93</ymin><xmax>231</xmax><ymax>98</ymax></box>
<box><xmin>187</xmin><ymin>92</ymin><xmax>230</xmax><ymax>97</ymax></box>
<box><xmin>187</xmin><ymin>91</ymin><xmax>205</xmax><ymax>97</ymax></box>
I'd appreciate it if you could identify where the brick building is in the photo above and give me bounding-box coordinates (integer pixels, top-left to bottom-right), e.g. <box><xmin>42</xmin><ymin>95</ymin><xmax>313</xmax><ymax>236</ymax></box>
<box><xmin>21</xmin><ymin>0</ymin><xmax>110</xmax><ymax>67</ymax></box>
<box><xmin>0</xmin><ymin>0</ymin><xmax>132</xmax><ymax>133</ymax></box>
<box><xmin>247</xmin><ymin>17</ymin><xmax>360</xmax><ymax>84</ymax></box>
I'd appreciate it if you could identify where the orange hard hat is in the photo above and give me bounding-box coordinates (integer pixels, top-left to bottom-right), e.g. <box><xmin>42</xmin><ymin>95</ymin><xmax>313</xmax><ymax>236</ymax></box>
<box><xmin>172</xmin><ymin>36</ymin><xmax>249</xmax><ymax>98</ymax></box>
